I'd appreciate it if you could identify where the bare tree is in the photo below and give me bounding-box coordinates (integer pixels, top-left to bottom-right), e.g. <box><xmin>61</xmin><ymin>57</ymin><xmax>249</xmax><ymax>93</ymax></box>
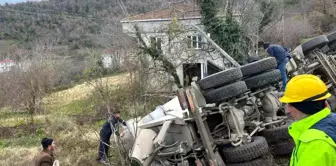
<box><xmin>0</xmin><ymin>42</ymin><xmax>61</xmax><ymax>129</ymax></box>
<box><xmin>308</xmin><ymin>0</ymin><xmax>336</xmax><ymax>33</ymax></box>
<box><xmin>262</xmin><ymin>16</ymin><xmax>315</xmax><ymax>48</ymax></box>
<box><xmin>134</xmin><ymin>18</ymin><xmax>208</xmax><ymax>90</ymax></box>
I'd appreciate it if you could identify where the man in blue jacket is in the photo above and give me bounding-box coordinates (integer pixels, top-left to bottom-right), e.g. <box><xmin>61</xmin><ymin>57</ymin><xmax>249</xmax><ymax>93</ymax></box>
<box><xmin>96</xmin><ymin>111</ymin><xmax>127</xmax><ymax>164</ymax></box>
<box><xmin>259</xmin><ymin>41</ymin><xmax>291</xmax><ymax>91</ymax></box>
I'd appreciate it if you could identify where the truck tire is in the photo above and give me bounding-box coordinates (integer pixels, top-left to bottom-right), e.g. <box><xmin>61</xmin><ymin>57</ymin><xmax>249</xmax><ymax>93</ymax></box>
<box><xmin>227</xmin><ymin>157</ymin><xmax>274</xmax><ymax>166</ymax></box>
<box><xmin>203</xmin><ymin>81</ymin><xmax>248</xmax><ymax>103</ymax></box>
<box><xmin>327</xmin><ymin>95</ymin><xmax>336</xmax><ymax>112</ymax></box>
<box><xmin>199</xmin><ymin>68</ymin><xmax>242</xmax><ymax>90</ymax></box>
<box><xmin>247</xmin><ymin>55</ymin><xmax>261</xmax><ymax>63</ymax></box>
<box><xmin>321</xmin><ymin>45</ymin><xmax>330</xmax><ymax>54</ymax></box>
<box><xmin>327</xmin><ymin>31</ymin><xmax>336</xmax><ymax>46</ymax></box>
<box><xmin>244</xmin><ymin>70</ymin><xmax>282</xmax><ymax>90</ymax></box>
<box><xmin>270</xmin><ymin>139</ymin><xmax>295</xmax><ymax>156</ymax></box>
<box><xmin>240</xmin><ymin>57</ymin><xmax>277</xmax><ymax>77</ymax></box>
<box><xmin>259</xmin><ymin>120</ymin><xmax>293</xmax><ymax>143</ymax></box>
<box><xmin>302</xmin><ymin>35</ymin><xmax>329</xmax><ymax>55</ymax></box>
<box><xmin>312</xmin><ymin>67</ymin><xmax>329</xmax><ymax>83</ymax></box>
<box><xmin>221</xmin><ymin>136</ymin><xmax>269</xmax><ymax>163</ymax></box>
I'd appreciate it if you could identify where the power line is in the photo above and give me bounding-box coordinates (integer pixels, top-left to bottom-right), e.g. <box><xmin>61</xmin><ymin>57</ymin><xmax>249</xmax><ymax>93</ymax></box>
<box><xmin>0</xmin><ymin>7</ymin><xmax>127</xmax><ymax>43</ymax></box>
<box><xmin>0</xmin><ymin>6</ymin><xmax>125</xmax><ymax>23</ymax></box>
<box><xmin>0</xmin><ymin>2</ymin><xmax>125</xmax><ymax>21</ymax></box>
<box><xmin>259</xmin><ymin>14</ymin><xmax>283</xmax><ymax>36</ymax></box>
<box><xmin>12</xmin><ymin>5</ymin><xmax>97</xmax><ymax>18</ymax></box>
<box><xmin>0</xmin><ymin>8</ymin><xmax>94</xmax><ymax>20</ymax></box>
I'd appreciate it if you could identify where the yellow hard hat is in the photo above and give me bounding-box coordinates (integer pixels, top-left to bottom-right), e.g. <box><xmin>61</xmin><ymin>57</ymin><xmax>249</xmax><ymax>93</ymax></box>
<box><xmin>280</xmin><ymin>74</ymin><xmax>331</xmax><ymax>103</ymax></box>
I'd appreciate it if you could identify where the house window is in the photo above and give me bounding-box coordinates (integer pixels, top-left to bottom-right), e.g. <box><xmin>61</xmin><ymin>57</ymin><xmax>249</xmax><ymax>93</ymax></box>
<box><xmin>150</xmin><ymin>37</ymin><xmax>162</xmax><ymax>50</ymax></box>
<box><xmin>187</xmin><ymin>35</ymin><xmax>203</xmax><ymax>49</ymax></box>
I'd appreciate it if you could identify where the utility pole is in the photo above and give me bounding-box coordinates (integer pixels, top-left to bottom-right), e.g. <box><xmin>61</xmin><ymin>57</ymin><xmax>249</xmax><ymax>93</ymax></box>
<box><xmin>282</xmin><ymin>0</ymin><xmax>285</xmax><ymax>45</ymax></box>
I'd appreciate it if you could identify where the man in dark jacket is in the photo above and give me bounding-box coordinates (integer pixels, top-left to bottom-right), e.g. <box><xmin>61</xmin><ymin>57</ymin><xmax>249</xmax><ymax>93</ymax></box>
<box><xmin>97</xmin><ymin>111</ymin><xmax>127</xmax><ymax>164</ymax></box>
<box><xmin>34</xmin><ymin>137</ymin><xmax>56</xmax><ymax>166</ymax></box>
<box><xmin>259</xmin><ymin>41</ymin><xmax>291</xmax><ymax>91</ymax></box>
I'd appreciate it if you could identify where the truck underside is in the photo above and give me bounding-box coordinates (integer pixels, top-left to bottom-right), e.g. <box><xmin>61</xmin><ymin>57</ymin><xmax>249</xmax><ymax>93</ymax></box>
<box><xmin>118</xmin><ymin>31</ymin><xmax>336</xmax><ymax>166</ymax></box>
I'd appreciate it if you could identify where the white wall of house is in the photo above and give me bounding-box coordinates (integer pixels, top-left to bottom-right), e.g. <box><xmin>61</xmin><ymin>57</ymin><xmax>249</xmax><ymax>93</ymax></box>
<box><xmin>122</xmin><ymin>18</ymin><xmax>201</xmax><ymax>34</ymax></box>
<box><xmin>121</xmin><ymin>17</ymin><xmax>234</xmax><ymax>88</ymax></box>
<box><xmin>0</xmin><ymin>61</ymin><xmax>14</xmax><ymax>73</ymax></box>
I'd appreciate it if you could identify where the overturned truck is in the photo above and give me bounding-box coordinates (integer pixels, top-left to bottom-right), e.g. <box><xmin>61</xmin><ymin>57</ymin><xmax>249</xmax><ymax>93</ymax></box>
<box><xmin>287</xmin><ymin>31</ymin><xmax>336</xmax><ymax>108</ymax></box>
<box><xmin>119</xmin><ymin>31</ymin><xmax>336</xmax><ymax>166</ymax></box>
<box><xmin>120</xmin><ymin>57</ymin><xmax>291</xmax><ymax>166</ymax></box>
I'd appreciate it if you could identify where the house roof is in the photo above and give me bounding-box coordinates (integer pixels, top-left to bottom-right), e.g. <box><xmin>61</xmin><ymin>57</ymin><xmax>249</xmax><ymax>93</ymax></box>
<box><xmin>121</xmin><ymin>3</ymin><xmax>201</xmax><ymax>22</ymax></box>
<box><xmin>0</xmin><ymin>59</ymin><xmax>12</xmax><ymax>64</ymax></box>
<box><xmin>103</xmin><ymin>48</ymin><xmax>116</xmax><ymax>54</ymax></box>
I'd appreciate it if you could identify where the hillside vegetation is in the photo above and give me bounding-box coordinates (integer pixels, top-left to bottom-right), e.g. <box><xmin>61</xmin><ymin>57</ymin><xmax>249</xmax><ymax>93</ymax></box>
<box><xmin>0</xmin><ymin>0</ymin><xmax>335</xmax><ymax>165</ymax></box>
<box><xmin>0</xmin><ymin>0</ymin><xmax>167</xmax><ymax>48</ymax></box>
<box><xmin>0</xmin><ymin>72</ymin><xmax>167</xmax><ymax>166</ymax></box>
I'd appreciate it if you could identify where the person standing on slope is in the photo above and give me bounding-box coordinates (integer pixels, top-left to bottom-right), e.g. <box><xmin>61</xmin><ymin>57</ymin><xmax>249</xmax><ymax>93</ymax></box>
<box><xmin>96</xmin><ymin>111</ymin><xmax>127</xmax><ymax>164</ymax></box>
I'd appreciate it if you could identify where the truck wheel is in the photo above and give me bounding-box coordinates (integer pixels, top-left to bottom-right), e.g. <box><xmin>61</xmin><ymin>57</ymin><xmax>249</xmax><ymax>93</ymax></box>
<box><xmin>199</xmin><ymin>68</ymin><xmax>242</xmax><ymax>90</ymax></box>
<box><xmin>270</xmin><ymin>139</ymin><xmax>295</xmax><ymax>156</ymax></box>
<box><xmin>327</xmin><ymin>95</ymin><xmax>336</xmax><ymax>112</ymax></box>
<box><xmin>321</xmin><ymin>45</ymin><xmax>330</xmax><ymax>54</ymax></box>
<box><xmin>244</xmin><ymin>70</ymin><xmax>282</xmax><ymax>90</ymax></box>
<box><xmin>259</xmin><ymin>120</ymin><xmax>293</xmax><ymax>143</ymax></box>
<box><xmin>221</xmin><ymin>136</ymin><xmax>269</xmax><ymax>163</ymax></box>
<box><xmin>240</xmin><ymin>57</ymin><xmax>277</xmax><ymax>77</ymax></box>
<box><xmin>203</xmin><ymin>81</ymin><xmax>248</xmax><ymax>103</ymax></box>
<box><xmin>327</xmin><ymin>31</ymin><xmax>336</xmax><ymax>46</ymax></box>
<box><xmin>312</xmin><ymin>68</ymin><xmax>329</xmax><ymax>83</ymax></box>
<box><xmin>226</xmin><ymin>157</ymin><xmax>274</xmax><ymax>166</ymax></box>
<box><xmin>302</xmin><ymin>35</ymin><xmax>329</xmax><ymax>55</ymax></box>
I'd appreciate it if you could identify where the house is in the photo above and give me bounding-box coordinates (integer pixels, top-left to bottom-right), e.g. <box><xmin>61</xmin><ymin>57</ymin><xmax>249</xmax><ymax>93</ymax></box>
<box><xmin>0</xmin><ymin>59</ymin><xmax>14</xmax><ymax>73</ymax></box>
<box><xmin>120</xmin><ymin>2</ymin><xmax>241</xmax><ymax>89</ymax></box>
<box><xmin>101</xmin><ymin>48</ymin><xmax>118</xmax><ymax>69</ymax></box>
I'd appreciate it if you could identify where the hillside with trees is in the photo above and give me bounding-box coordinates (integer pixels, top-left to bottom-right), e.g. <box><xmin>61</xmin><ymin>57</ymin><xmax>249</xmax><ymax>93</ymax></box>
<box><xmin>0</xmin><ymin>0</ymin><xmax>168</xmax><ymax>49</ymax></box>
<box><xmin>0</xmin><ymin>0</ymin><xmax>335</xmax><ymax>165</ymax></box>
<box><xmin>1</xmin><ymin>0</ymin><xmax>335</xmax><ymax>54</ymax></box>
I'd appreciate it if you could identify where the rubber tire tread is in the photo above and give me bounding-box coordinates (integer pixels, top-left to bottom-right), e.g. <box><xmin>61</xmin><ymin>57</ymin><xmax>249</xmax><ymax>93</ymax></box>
<box><xmin>327</xmin><ymin>31</ymin><xmax>336</xmax><ymax>46</ymax></box>
<box><xmin>199</xmin><ymin>68</ymin><xmax>242</xmax><ymax>90</ymax></box>
<box><xmin>270</xmin><ymin>139</ymin><xmax>295</xmax><ymax>156</ymax></box>
<box><xmin>227</xmin><ymin>157</ymin><xmax>274</xmax><ymax>166</ymax></box>
<box><xmin>302</xmin><ymin>35</ymin><xmax>329</xmax><ymax>55</ymax></box>
<box><xmin>203</xmin><ymin>81</ymin><xmax>248</xmax><ymax>103</ymax></box>
<box><xmin>327</xmin><ymin>95</ymin><xmax>336</xmax><ymax>112</ymax></box>
<box><xmin>244</xmin><ymin>69</ymin><xmax>282</xmax><ymax>90</ymax></box>
<box><xmin>240</xmin><ymin>57</ymin><xmax>277</xmax><ymax>77</ymax></box>
<box><xmin>259</xmin><ymin>120</ymin><xmax>293</xmax><ymax>143</ymax></box>
<box><xmin>221</xmin><ymin>136</ymin><xmax>269</xmax><ymax>163</ymax></box>
<box><xmin>321</xmin><ymin>45</ymin><xmax>330</xmax><ymax>54</ymax></box>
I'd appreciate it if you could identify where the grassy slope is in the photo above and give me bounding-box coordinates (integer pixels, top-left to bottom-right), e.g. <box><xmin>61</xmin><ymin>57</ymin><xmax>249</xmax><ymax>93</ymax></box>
<box><xmin>0</xmin><ymin>73</ymin><xmax>130</xmax><ymax>166</ymax></box>
<box><xmin>0</xmin><ymin>71</ymin><xmax>290</xmax><ymax>166</ymax></box>
<box><xmin>0</xmin><ymin>40</ymin><xmax>12</xmax><ymax>54</ymax></box>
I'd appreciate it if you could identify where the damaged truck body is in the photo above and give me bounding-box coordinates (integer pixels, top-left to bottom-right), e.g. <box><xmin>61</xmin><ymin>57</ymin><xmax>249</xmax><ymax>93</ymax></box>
<box><xmin>118</xmin><ymin>30</ymin><xmax>336</xmax><ymax>166</ymax></box>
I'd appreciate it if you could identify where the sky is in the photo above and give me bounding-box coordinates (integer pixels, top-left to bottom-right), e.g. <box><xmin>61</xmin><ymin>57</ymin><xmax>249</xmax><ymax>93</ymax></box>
<box><xmin>0</xmin><ymin>0</ymin><xmax>41</xmax><ymax>5</ymax></box>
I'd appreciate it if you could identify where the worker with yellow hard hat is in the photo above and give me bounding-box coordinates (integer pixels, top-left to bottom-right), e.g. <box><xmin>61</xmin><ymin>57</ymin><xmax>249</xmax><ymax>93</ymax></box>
<box><xmin>280</xmin><ymin>74</ymin><xmax>336</xmax><ymax>166</ymax></box>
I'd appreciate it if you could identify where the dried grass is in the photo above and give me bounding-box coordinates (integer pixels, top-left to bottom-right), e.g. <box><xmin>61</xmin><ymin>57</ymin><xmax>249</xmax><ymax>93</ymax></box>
<box><xmin>0</xmin><ymin>73</ymin><xmax>132</xmax><ymax>166</ymax></box>
<box><xmin>0</xmin><ymin>147</ymin><xmax>39</xmax><ymax>166</ymax></box>
<box><xmin>43</xmin><ymin>73</ymin><xmax>130</xmax><ymax>108</ymax></box>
